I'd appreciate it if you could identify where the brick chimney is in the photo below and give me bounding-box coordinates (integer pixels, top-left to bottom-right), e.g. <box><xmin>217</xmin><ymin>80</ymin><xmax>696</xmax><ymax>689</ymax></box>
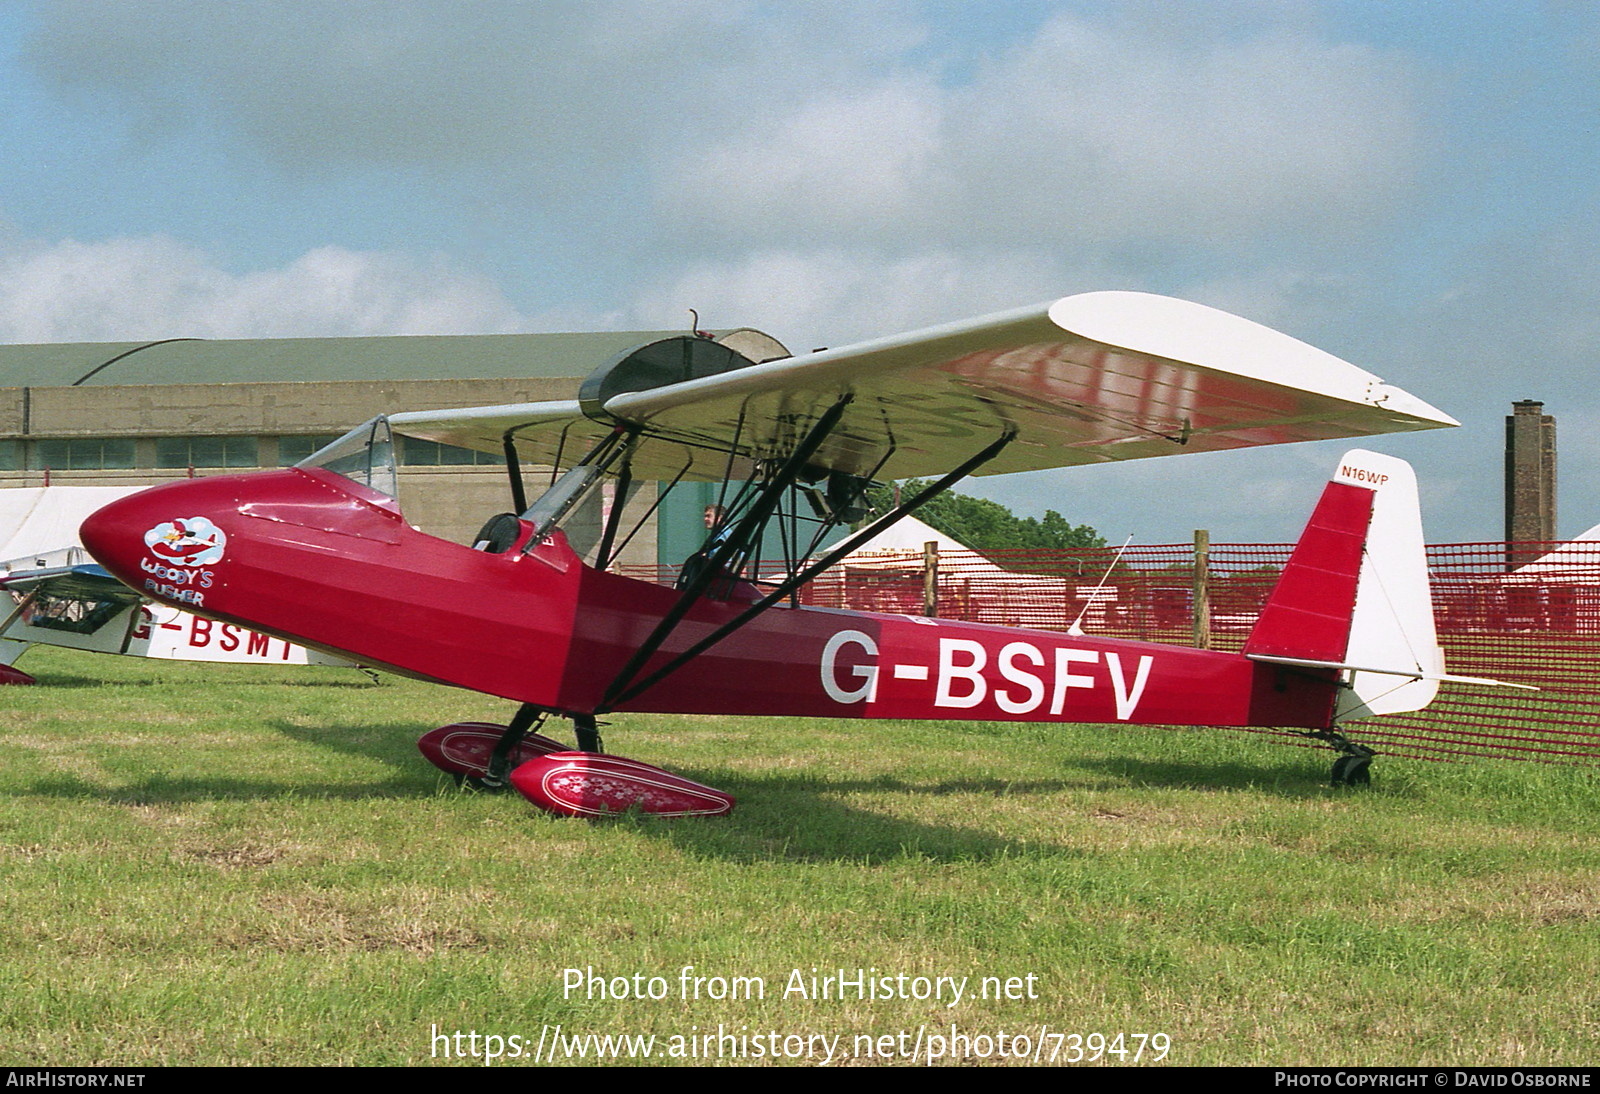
<box><xmin>1505</xmin><ymin>400</ymin><xmax>1556</xmax><ymax>568</ymax></box>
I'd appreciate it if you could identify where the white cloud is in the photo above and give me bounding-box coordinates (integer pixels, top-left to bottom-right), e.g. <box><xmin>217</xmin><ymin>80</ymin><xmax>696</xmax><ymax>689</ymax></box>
<box><xmin>0</xmin><ymin>236</ymin><xmax>525</xmax><ymax>342</ymax></box>
<box><xmin>26</xmin><ymin>3</ymin><xmax>1426</xmax><ymax>256</ymax></box>
<box><xmin>660</xmin><ymin>13</ymin><xmax>1428</xmax><ymax>252</ymax></box>
<box><xmin>976</xmin><ymin>446</ymin><xmax>1347</xmax><ymax>545</ymax></box>
<box><xmin>624</xmin><ymin>247</ymin><xmax>1103</xmax><ymax>350</ymax></box>
<box><xmin>21</xmin><ymin>1</ymin><xmax>920</xmax><ymax>176</ymax></box>
<box><xmin>660</xmin><ymin>80</ymin><xmax>945</xmax><ymax>242</ymax></box>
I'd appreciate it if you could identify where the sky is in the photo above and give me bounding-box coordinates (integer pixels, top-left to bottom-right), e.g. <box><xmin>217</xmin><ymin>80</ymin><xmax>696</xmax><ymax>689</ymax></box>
<box><xmin>1</xmin><ymin>0</ymin><xmax>1596</xmax><ymax>545</ymax></box>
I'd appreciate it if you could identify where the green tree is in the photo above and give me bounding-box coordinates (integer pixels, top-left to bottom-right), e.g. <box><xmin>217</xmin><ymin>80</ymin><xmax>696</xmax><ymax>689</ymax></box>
<box><xmin>866</xmin><ymin>480</ymin><xmax>1105</xmax><ymax>552</ymax></box>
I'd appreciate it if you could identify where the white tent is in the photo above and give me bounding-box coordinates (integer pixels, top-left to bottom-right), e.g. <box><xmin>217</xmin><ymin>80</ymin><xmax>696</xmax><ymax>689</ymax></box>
<box><xmin>1512</xmin><ymin>522</ymin><xmax>1600</xmax><ymax>580</ymax></box>
<box><xmin>0</xmin><ymin>486</ymin><xmax>146</xmax><ymax>564</ymax></box>
<box><xmin>826</xmin><ymin>515</ymin><xmax>1093</xmax><ymax>630</ymax></box>
<box><xmin>842</xmin><ymin>514</ymin><xmax>970</xmax><ymax>560</ymax></box>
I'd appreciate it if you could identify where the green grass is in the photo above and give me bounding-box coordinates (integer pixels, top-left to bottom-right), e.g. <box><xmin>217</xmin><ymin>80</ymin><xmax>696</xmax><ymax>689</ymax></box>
<box><xmin>3</xmin><ymin>647</ymin><xmax>1598</xmax><ymax>1066</ymax></box>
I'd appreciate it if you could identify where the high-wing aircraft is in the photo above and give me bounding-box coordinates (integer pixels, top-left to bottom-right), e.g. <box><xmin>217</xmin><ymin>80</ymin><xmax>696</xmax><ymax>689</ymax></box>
<box><xmin>76</xmin><ymin>291</ymin><xmax>1488</xmax><ymax>815</ymax></box>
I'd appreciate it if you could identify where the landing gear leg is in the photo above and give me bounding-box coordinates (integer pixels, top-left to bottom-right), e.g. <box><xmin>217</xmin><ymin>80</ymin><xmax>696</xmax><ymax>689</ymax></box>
<box><xmin>1305</xmin><ymin>729</ymin><xmax>1376</xmax><ymax>787</ymax></box>
<box><xmin>573</xmin><ymin>713</ymin><xmax>603</xmax><ymax>754</ymax></box>
<box><xmin>467</xmin><ymin>703</ymin><xmax>546</xmax><ymax>791</ymax></box>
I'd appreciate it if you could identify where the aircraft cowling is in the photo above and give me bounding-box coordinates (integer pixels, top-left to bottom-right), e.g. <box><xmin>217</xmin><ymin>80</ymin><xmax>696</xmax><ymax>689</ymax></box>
<box><xmin>78</xmin><ymin>468</ymin><xmax>584</xmax><ymax>706</ymax></box>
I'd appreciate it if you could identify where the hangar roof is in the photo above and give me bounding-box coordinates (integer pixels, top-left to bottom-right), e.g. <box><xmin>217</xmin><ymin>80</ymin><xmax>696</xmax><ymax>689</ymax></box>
<box><xmin>0</xmin><ymin>331</ymin><xmax>696</xmax><ymax>388</ymax></box>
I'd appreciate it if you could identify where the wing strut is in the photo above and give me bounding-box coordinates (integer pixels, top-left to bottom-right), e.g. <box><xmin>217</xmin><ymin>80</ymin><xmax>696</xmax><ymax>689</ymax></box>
<box><xmin>596</xmin><ymin>424</ymin><xmax>1016</xmax><ymax>714</ymax></box>
<box><xmin>502</xmin><ymin>433</ymin><xmax>528</xmax><ymax>513</ymax></box>
<box><xmin>592</xmin><ymin>445</ymin><xmax>635</xmax><ymax>569</ymax></box>
<box><xmin>117</xmin><ymin>601</ymin><xmax>145</xmax><ymax>654</ymax></box>
<box><xmin>598</xmin><ymin>456</ymin><xmax>692</xmax><ymax>572</ymax></box>
<box><xmin>0</xmin><ymin>589</ymin><xmax>40</xmax><ymax>637</ymax></box>
<box><xmin>596</xmin><ymin>395</ymin><xmax>855</xmax><ymax>711</ymax></box>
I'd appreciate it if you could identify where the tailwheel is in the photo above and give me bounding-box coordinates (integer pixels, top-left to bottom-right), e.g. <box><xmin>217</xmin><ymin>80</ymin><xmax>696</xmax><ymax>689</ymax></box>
<box><xmin>1330</xmin><ymin>752</ymin><xmax>1373</xmax><ymax>786</ymax></box>
<box><xmin>1304</xmin><ymin>729</ymin><xmax>1377</xmax><ymax>788</ymax></box>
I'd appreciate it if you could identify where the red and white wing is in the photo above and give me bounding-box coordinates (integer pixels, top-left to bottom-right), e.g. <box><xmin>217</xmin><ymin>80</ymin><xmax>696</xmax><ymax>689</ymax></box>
<box><xmin>387</xmin><ymin>291</ymin><xmax>1455</xmax><ymax>481</ymax></box>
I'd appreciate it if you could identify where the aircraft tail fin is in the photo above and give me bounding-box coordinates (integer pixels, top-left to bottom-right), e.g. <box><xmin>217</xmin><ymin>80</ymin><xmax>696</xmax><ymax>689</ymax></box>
<box><xmin>1244</xmin><ymin>449</ymin><xmax>1444</xmax><ymax>720</ymax></box>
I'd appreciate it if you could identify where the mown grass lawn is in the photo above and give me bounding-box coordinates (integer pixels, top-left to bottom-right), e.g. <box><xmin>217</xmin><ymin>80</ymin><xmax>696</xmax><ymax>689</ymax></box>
<box><xmin>2</xmin><ymin>647</ymin><xmax>1597</xmax><ymax>1066</ymax></box>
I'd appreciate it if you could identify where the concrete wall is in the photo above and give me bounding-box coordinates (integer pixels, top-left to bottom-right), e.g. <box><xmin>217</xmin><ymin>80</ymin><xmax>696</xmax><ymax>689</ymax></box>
<box><xmin>0</xmin><ymin>376</ymin><xmax>657</xmax><ymax>568</ymax></box>
<box><xmin>2</xmin><ymin>377</ymin><xmax>574</xmax><ymax>437</ymax></box>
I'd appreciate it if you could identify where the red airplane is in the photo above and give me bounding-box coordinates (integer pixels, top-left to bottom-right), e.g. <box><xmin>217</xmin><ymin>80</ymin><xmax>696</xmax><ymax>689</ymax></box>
<box><xmin>78</xmin><ymin>291</ymin><xmax>1484</xmax><ymax>815</ymax></box>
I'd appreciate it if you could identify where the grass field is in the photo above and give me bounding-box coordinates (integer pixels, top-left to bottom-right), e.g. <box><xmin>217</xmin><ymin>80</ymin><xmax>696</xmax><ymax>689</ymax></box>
<box><xmin>3</xmin><ymin>646</ymin><xmax>1598</xmax><ymax>1067</ymax></box>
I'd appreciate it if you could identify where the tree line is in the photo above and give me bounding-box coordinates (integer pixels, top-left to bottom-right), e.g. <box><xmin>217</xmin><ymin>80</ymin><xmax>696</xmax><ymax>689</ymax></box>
<box><xmin>866</xmin><ymin>480</ymin><xmax>1105</xmax><ymax>553</ymax></box>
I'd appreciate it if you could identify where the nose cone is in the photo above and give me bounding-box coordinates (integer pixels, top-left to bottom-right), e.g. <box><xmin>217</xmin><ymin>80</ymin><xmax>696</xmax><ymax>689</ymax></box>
<box><xmin>80</xmin><ymin>477</ymin><xmax>241</xmax><ymax>607</ymax></box>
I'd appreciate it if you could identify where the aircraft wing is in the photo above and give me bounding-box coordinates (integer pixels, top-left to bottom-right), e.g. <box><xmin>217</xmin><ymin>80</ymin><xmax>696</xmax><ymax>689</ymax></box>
<box><xmin>1</xmin><ymin>548</ymin><xmax>142</xmax><ymax>603</ymax></box>
<box><xmin>387</xmin><ymin>291</ymin><xmax>1456</xmax><ymax>482</ymax></box>
<box><xmin>387</xmin><ymin>399</ymin><xmax>604</xmax><ymax>471</ymax></box>
<box><xmin>2</xmin><ymin>548</ymin><xmax>144</xmax><ymax>664</ymax></box>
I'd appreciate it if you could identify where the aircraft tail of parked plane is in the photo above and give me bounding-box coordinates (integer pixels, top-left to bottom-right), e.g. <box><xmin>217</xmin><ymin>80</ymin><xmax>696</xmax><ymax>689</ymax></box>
<box><xmin>1245</xmin><ymin>451</ymin><xmax>1530</xmax><ymax>781</ymax></box>
<box><xmin>1245</xmin><ymin>450</ymin><xmax>1440</xmax><ymax>718</ymax></box>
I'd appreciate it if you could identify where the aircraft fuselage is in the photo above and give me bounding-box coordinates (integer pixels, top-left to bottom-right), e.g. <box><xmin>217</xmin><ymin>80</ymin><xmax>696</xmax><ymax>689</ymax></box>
<box><xmin>79</xmin><ymin>468</ymin><xmax>1340</xmax><ymax>729</ymax></box>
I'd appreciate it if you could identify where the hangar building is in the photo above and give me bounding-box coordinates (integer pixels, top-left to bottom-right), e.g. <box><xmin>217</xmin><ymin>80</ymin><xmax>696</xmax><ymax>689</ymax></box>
<box><xmin>0</xmin><ymin>328</ymin><xmax>789</xmax><ymax>569</ymax></box>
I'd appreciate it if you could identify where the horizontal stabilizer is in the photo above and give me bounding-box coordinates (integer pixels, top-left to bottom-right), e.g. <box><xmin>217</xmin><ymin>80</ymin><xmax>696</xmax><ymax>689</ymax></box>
<box><xmin>1247</xmin><ymin>654</ymin><xmax>1538</xmax><ymax>691</ymax></box>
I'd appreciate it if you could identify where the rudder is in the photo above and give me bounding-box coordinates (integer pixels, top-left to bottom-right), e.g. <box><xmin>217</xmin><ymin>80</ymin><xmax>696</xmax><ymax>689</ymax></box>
<box><xmin>1245</xmin><ymin>449</ymin><xmax>1443</xmax><ymax>721</ymax></box>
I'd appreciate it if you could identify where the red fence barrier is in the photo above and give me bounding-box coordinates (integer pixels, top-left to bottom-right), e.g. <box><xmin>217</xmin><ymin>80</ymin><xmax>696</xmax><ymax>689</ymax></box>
<box><xmin>623</xmin><ymin>538</ymin><xmax>1600</xmax><ymax>764</ymax></box>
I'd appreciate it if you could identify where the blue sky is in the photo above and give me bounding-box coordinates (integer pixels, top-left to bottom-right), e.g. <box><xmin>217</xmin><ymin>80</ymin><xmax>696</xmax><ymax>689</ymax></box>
<box><xmin>2</xmin><ymin>1</ymin><xmax>1596</xmax><ymax>545</ymax></box>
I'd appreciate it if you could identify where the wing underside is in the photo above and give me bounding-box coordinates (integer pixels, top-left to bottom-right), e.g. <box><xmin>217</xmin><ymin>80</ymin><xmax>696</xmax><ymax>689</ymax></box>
<box><xmin>387</xmin><ymin>292</ymin><xmax>1455</xmax><ymax>482</ymax></box>
<box><xmin>2</xmin><ymin>551</ymin><xmax>142</xmax><ymax>654</ymax></box>
<box><xmin>2</xmin><ymin>551</ymin><xmax>142</xmax><ymax>603</ymax></box>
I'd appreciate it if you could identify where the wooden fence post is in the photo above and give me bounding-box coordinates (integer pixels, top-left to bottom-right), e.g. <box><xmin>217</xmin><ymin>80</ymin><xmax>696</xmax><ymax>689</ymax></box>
<box><xmin>1192</xmin><ymin>529</ymin><xmax>1210</xmax><ymax>649</ymax></box>
<box><xmin>922</xmin><ymin>541</ymin><xmax>939</xmax><ymax>618</ymax></box>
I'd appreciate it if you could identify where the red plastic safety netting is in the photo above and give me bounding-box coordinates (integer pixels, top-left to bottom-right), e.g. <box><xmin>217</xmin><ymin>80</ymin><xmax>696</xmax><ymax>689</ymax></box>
<box><xmin>621</xmin><ymin>539</ymin><xmax>1600</xmax><ymax>764</ymax></box>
